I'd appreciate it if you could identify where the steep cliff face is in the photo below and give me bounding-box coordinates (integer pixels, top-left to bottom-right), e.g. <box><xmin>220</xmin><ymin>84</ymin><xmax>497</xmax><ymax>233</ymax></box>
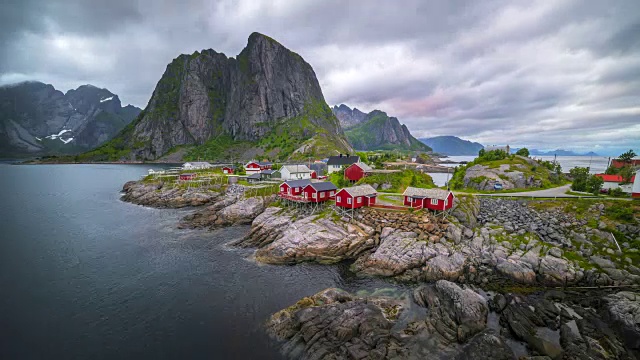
<box><xmin>333</xmin><ymin>105</ymin><xmax>430</xmax><ymax>151</ymax></box>
<box><xmin>332</xmin><ymin>104</ymin><xmax>367</xmax><ymax>129</ymax></box>
<box><xmin>0</xmin><ymin>82</ymin><xmax>140</xmax><ymax>157</ymax></box>
<box><xmin>97</xmin><ymin>32</ymin><xmax>350</xmax><ymax>161</ymax></box>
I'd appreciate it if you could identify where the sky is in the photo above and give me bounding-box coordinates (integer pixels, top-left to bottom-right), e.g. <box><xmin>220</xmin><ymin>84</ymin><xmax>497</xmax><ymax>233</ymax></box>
<box><xmin>1</xmin><ymin>0</ymin><xmax>639</xmax><ymax>156</ymax></box>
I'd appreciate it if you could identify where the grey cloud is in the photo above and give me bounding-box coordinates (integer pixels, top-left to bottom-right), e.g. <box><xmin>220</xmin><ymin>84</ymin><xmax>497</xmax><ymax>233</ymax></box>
<box><xmin>0</xmin><ymin>0</ymin><xmax>639</xmax><ymax>153</ymax></box>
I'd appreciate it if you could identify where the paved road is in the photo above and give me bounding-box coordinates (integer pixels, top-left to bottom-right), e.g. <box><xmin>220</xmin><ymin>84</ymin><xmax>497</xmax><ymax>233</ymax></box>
<box><xmin>472</xmin><ymin>184</ymin><xmax>585</xmax><ymax>198</ymax></box>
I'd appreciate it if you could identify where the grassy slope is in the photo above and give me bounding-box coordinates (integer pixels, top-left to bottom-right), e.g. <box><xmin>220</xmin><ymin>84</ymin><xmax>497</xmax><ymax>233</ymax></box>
<box><xmin>449</xmin><ymin>155</ymin><xmax>565</xmax><ymax>191</ymax></box>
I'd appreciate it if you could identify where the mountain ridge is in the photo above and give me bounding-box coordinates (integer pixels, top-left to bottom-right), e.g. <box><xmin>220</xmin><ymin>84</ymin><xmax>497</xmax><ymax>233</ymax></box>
<box><xmin>84</xmin><ymin>32</ymin><xmax>352</xmax><ymax>162</ymax></box>
<box><xmin>332</xmin><ymin>104</ymin><xmax>430</xmax><ymax>152</ymax></box>
<box><xmin>0</xmin><ymin>81</ymin><xmax>141</xmax><ymax>157</ymax></box>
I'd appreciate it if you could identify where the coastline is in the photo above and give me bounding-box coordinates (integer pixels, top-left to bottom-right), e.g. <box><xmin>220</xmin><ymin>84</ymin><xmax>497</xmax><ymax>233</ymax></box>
<box><xmin>120</xmin><ymin>175</ymin><xmax>640</xmax><ymax>359</ymax></box>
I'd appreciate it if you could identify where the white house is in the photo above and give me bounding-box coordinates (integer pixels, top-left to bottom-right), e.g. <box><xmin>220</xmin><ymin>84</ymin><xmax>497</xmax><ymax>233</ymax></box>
<box><xmin>326</xmin><ymin>154</ymin><xmax>360</xmax><ymax>174</ymax></box>
<box><xmin>280</xmin><ymin>164</ymin><xmax>312</xmax><ymax>180</ymax></box>
<box><xmin>596</xmin><ymin>174</ymin><xmax>636</xmax><ymax>193</ymax></box>
<box><xmin>182</xmin><ymin>162</ymin><xmax>213</xmax><ymax>170</ymax></box>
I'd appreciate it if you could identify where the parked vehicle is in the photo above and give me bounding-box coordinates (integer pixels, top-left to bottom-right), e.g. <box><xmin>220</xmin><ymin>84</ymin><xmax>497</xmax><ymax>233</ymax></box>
<box><xmin>494</xmin><ymin>183</ymin><xmax>503</xmax><ymax>191</ymax></box>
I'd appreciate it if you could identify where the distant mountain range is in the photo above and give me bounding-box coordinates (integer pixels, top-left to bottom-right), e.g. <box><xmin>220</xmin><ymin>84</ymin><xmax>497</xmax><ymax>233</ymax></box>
<box><xmin>419</xmin><ymin>136</ymin><xmax>484</xmax><ymax>155</ymax></box>
<box><xmin>332</xmin><ymin>104</ymin><xmax>430</xmax><ymax>152</ymax></box>
<box><xmin>514</xmin><ymin>148</ymin><xmax>600</xmax><ymax>156</ymax></box>
<box><xmin>0</xmin><ymin>81</ymin><xmax>140</xmax><ymax>157</ymax></box>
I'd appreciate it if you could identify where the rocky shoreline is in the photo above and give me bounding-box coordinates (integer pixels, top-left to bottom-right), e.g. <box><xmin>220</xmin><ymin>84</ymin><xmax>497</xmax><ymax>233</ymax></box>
<box><xmin>119</xmin><ymin>178</ymin><xmax>640</xmax><ymax>359</ymax></box>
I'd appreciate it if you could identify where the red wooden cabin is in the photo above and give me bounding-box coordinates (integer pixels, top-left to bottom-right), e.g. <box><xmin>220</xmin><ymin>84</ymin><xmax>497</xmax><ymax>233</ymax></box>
<box><xmin>335</xmin><ymin>185</ymin><xmax>377</xmax><ymax>209</ymax></box>
<box><xmin>179</xmin><ymin>173</ymin><xmax>197</xmax><ymax>181</ymax></box>
<box><xmin>310</xmin><ymin>170</ymin><xmax>317</xmax><ymax>179</ymax></box>
<box><xmin>245</xmin><ymin>160</ymin><xmax>273</xmax><ymax>174</ymax></box>
<box><xmin>279</xmin><ymin>179</ymin><xmax>312</xmax><ymax>196</ymax></box>
<box><xmin>302</xmin><ymin>182</ymin><xmax>337</xmax><ymax>202</ymax></box>
<box><xmin>344</xmin><ymin>162</ymin><xmax>373</xmax><ymax>182</ymax></box>
<box><xmin>222</xmin><ymin>166</ymin><xmax>235</xmax><ymax>174</ymax></box>
<box><xmin>402</xmin><ymin>187</ymin><xmax>454</xmax><ymax>211</ymax></box>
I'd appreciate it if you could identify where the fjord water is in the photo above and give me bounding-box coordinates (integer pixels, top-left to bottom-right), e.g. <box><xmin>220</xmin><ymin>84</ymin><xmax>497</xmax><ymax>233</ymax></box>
<box><xmin>0</xmin><ymin>164</ymin><xmax>387</xmax><ymax>359</ymax></box>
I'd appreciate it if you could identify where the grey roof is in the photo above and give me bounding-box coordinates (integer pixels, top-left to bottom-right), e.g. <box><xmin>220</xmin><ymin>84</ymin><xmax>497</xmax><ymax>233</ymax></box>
<box><xmin>309</xmin><ymin>163</ymin><xmax>326</xmax><ymax>176</ymax></box>
<box><xmin>247</xmin><ymin>173</ymin><xmax>261</xmax><ymax>179</ymax></box>
<box><xmin>282</xmin><ymin>179</ymin><xmax>312</xmax><ymax>188</ymax></box>
<box><xmin>282</xmin><ymin>164</ymin><xmax>311</xmax><ymax>173</ymax></box>
<box><xmin>305</xmin><ymin>181</ymin><xmax>337</xmax><ymax>192</ymax></box>
<box><xmin>340</xmin><ymin>184</ymin><xmax>377</xmax><ymax>197</ymax></box>
<box><xmin>403</xmin><ymin>187</ymin><xmax>452</xmax><ymax>200</ymax></box>
<box><xmin>261</xmin><ymin>169</ymin><xmax>275</xmax><ymax>175</ymax></box>
<box><xmin>223</xmin><ymin>165</ymin><xmax>236</xmax><ymax>169</ymax></box>
<box><xmin>257</xmin><ymin>161</ymin><xmax>272</xmax><ymax>166</ymax></box>
<box><xmin>327</xmin><ymin>155</ymin><xmax>360</xmax><ymax>166</ymax></box>
<box><xmin>353</xmin><ymin>162</ymin><xmax>373</xmax><ymax>172</ymax></box>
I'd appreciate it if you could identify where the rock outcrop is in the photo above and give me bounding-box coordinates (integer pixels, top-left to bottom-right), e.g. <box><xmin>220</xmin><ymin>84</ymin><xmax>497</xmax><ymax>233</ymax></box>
<box><xmin>236</xmin><ymin>207</ymin><xmax>375</xmax><ymax>264</ymax></box>
<box><xmin>333</xmin><ymin>104</ymin><xmax>430</xmax><ymax>151</ymax></box>
<box><xmin>121</xmin><ymin>180</ymin><xmax>221</xmax><ymax>208</ymax></box>
<box><xmin>414</xmin><ymin>280</ymin><xmax>489</xmax><ymax>343</ymax></box>
<box><xmin>100</xmin><ymin>32</ymin><xmax>352</xmax><ymax>161</ymax></box>
<box><xmin>179</xmin><ymin>195</ymin><xmax>273</xmax><ymax>230</ymax></box>
<box><xmin>0</xmin><ymin>82</ymin><xmax>140</xmax><ymax>157</ymax></box>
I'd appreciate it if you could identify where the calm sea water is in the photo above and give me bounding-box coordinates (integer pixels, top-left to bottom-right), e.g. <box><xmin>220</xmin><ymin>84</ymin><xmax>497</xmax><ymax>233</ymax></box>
<box><xmin>0</xmin><ymin>164</ymin><xmax>391</xmax><ymax>360</ymax></box>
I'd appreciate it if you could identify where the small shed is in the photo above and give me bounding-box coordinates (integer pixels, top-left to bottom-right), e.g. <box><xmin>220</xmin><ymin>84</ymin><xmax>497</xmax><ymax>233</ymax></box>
<box><xmin>279</xmin><ymin>179</ymin><xmax>312</xmax><ymax>196</ymax></box>
<box><xmin>247</xmin><ymin>173</ymin><xmax>262</xmax><ymax>183</ymax></box>
<box><xmin>180</xmin><ymin>173</ymin><xmax>197</xmax><ymax>181</ymax></box>
<box><xmin>302</xmin><ymin>182</ymin><xmax>338</xmax><ymax>202</ymax></box>
<box><xmin>344</xmin><ymin>162</ymin><xmax>373</xmax><ymax>182</ymax></box>
<box><xmin>222</xmin><ymin>165</ymin><xmax>236</xmax><ymax>174</ymax></box>
<box><xmin>335</xmin><ymin>185</ymin><xmax>377</xmax><ymax>209</ymax></box>
<box><xmin>402</xmin><ymin>187</ymin><xmax>454</xmax><ymax>211</ymax></box>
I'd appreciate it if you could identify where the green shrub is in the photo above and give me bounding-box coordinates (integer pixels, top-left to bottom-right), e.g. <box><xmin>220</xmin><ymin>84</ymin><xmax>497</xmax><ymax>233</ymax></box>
<box><xmin>605</xmin><ymin>203</ymin><xmax>634</xmax><ymax>222</ymax></box>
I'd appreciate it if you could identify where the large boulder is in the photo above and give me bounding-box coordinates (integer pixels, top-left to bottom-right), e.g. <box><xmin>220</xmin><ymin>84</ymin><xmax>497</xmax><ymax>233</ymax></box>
<box><xmin>121</xmin><ymin>180</ymin><xmax>220</xmax><ymax>208</ymax></box>
<box><xmin>496</xmin><ymin>259</ymin><xmax>537</xmax><ymax>284</ymax></box>
<box><xmin>254</xmin><ymin>212</ymin><xmax>373</xmax><ymax>264</ymax></box>
<box><xmin>179</xmin><ymin>195</ymin><xmax>271</xmax><ymax>229</ymax></box>
<box><xmin>414</xmin><ymin>280</ymin><xmax>488</xmax><ymax>343</ymax></box>
<box><xmin>353</xmin><ymin>229</ymin><xmax>434</xmax><ymax>278</ymax></box>
<box><xmin>423</xmin><ymin>253</ymin><xmax>467</xmax><ymax>282</ymax></box>
<box><xmin>603</xmin><ymin>292</ymin><xmax>640</xmax><ymax>351</ymax></box>
<box><xmin>266</xmin><ymin>288</ymin><xmax>402</xmax><ymax>360</ymax></box>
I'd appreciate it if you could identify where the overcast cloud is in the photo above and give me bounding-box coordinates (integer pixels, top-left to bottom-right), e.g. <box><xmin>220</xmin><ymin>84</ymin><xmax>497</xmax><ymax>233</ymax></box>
<box><xmin>1</xmin><ymin>0</ymin><xmax>639</xmax><ymax>155</ymax></box>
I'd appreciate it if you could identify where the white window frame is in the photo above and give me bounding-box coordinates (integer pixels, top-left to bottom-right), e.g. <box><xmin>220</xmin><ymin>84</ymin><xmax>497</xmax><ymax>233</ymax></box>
<box><xmin>312</xmin><ymin>192</ymin><xmax>317</xmax><ymax>199</ymax></box>
<box><xmin>320</xmin><ymin>192</ymin><xmax>325</xmax><ymax>198</ymax></box>
<box><xmin>347</xmin><ymin>198</ymin><xmax>352</xmax><ymax>204</ymax></box>
<box><xmin>330</xmin><ymin>191</ymin><xmax>335</xmax><ymax>196</ymax></box>
<box><xmin>280</xmin><ymin>186</ymin><xmax>285</xmax><ymax>192</ymax></box>
<box><xmin>431</xmin><ymin>198</ymin><xmax>438</xmax><ymax>205</ymax></box>
<box><xmin>357</xmin><ymin>197</ymin><xmax>362</xmax><ymax>204</ymax></box>
<box><xmin>337</xmin><ymin>196</ymin><xmax>341</xmax><ymax>202</ymax></box>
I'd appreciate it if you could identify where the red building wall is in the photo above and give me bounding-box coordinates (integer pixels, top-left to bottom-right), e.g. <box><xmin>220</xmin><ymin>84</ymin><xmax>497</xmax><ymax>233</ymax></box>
<box><xmin>302</xmin><ymin>187</ymin><xmax>334</xmax><ymax>202</ymax></box>
<box><xmin>222</xmin><ymin>167</ymin><xmax>234</xmax><ymax>174</ymax></box>
<box><xmin>404</xmin><ymin>193</ymin><xmax>454</xmax><ymax>210</ymax></box>
<box><xmin>344</xmin><ymin>164</ymin><xmax>366</xmax><ymax>182</ymax></box>
<box><xmin>335</xmin><ymin>189</ymin><xmax>368</xmax><ymax>208</ymax></box>
<box><xmin>280</xmin><ymin>183</ymin><xmax>304</xmax><ymax>195</ymax></box>
<box><xmin>310</xmin><ymin>171</ymin><xmax>317</xmax><ymax>179</ymax></box>
<box><xmin>611</xmin><ymin>159</ymin><xmax>640</xmax><ymax>169</ymax></box>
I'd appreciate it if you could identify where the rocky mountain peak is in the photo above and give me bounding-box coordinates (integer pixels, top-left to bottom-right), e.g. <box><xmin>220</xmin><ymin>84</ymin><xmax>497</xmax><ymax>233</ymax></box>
<box><xmin>0</xmin><ymin>81</ymin><xmax>140</xmax><ymax>157</ymax></box>
<box><xmin>97</xmin><ymin>32</ymin><xmax>350</xmax><ymax>161</ymax></box>
<box><xmin>332</xmin><ymin>104</ymin><xmax>430</xmax><ymax>152</ymax></box>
